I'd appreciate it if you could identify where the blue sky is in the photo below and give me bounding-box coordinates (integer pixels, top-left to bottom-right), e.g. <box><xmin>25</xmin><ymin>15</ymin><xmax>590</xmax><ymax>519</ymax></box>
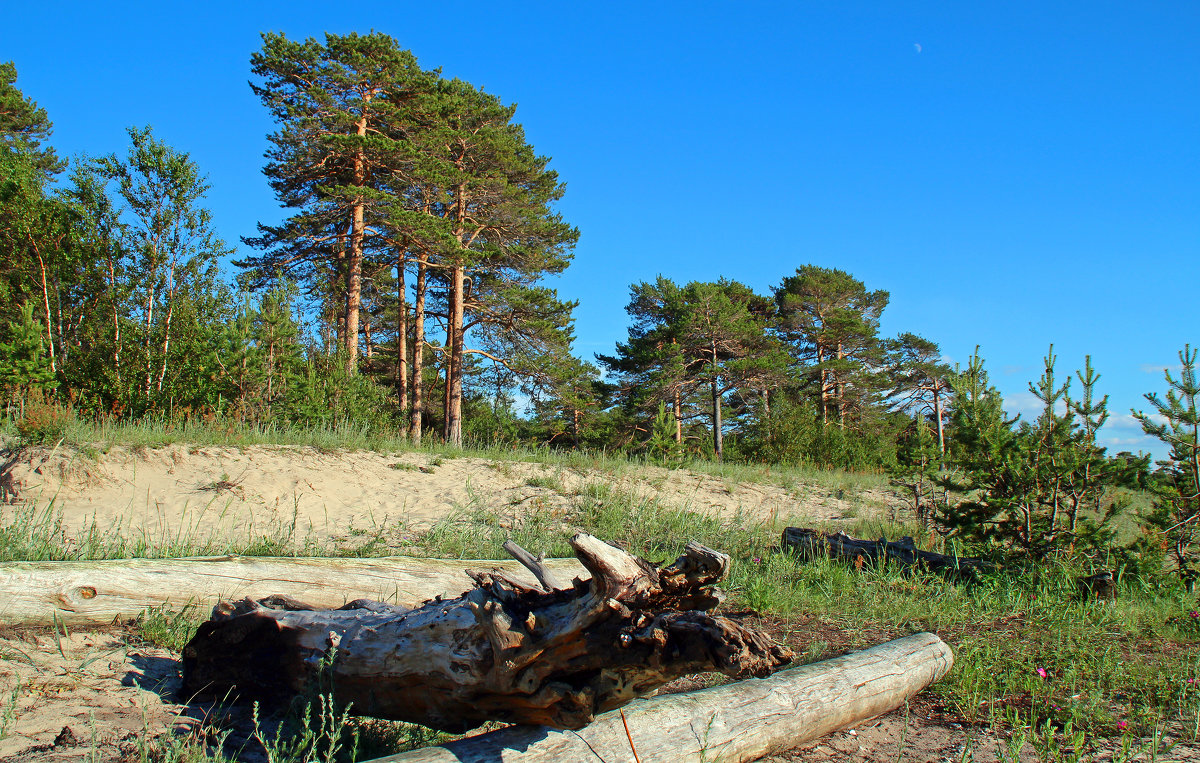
<box><xmin>3</xmin><ymin>2</ymin><xmax>1196</xmax><ymax>457</ymax></box>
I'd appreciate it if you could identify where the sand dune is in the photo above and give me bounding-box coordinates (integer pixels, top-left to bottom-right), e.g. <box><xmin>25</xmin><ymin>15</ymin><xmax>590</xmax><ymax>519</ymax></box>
<box><xmin>1</xmin><ymin>444</ymin><xmax>888</xmax><ymax>546</ymax></box>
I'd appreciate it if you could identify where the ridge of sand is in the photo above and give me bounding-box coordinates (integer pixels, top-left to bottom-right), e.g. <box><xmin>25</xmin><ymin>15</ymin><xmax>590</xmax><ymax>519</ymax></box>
<box><xmin>0</xmin><ymin>444</ymin><xmax>889</xmax><ymax>545</ymax></box>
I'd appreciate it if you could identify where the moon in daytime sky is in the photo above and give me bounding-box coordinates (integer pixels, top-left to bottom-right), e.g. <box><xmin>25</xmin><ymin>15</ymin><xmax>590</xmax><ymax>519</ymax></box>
<box><xmin>914</xmin><ymin>43</ymin><xmax>922</xmax><ymax>53</ymax></box>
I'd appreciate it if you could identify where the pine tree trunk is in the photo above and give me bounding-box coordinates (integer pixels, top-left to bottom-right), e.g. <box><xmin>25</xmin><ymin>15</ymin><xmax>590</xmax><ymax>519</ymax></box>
<box><xmin>817</xmin><ymin>346</ymin><xmax>828</xmax><ymax>426</ymax></box>
<box><xmin>411</xmin><ymin>256</ymin><xmax>426</xmax><ymax>445</ymax></box>
<box><xmin>345</xmin><ymin>249</ymin><xmax>361</xmax><ymax>372</ymax></box>
<box><xmin>448</xmin><ymin>266</ymin><xmax>465</xmax><ymax>446</ymax></box>
<box><xmin>345</xmin><ymin>117</ymin><xmax>368</xmax><ymax>375</ymax></box>
<box><xmin>396</xmin><ymin>258</ymin><xmax>408</xmax><ymax>424</ymax></box>
<box><xmin>763</xmin><ymin>388</ymin><xmax>773</xmax><ymax>445</ymax></box>
<box><xmin>711</xmin><ymin>341</ymin><xmax>723</xmax><ymax>461</ymax></box>
<box><xmin>933</xmin><ymin>381</ymin><xmax>945</xmax><ymax>460</ymax></box>
<box><xmin>674</xmin><ymin>389</ymin><xmax>683</xmax><ymax>444</ymax></box>
<box><xmin>836</xmin><ymin>342</ymin><xmax>846</xmax><ymax>429</ymax></box>
<box><xmin>446</xmin><ymin>177</ymin><xmax>468</xmax><ymax>447</ymax></box>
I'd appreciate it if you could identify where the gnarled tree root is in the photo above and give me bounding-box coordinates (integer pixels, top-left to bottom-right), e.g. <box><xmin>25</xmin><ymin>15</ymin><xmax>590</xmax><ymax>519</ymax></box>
<box><xmin>180</xmin><ymin>534</ymin><xmax>792</xmax><ymax>732</ymax></box>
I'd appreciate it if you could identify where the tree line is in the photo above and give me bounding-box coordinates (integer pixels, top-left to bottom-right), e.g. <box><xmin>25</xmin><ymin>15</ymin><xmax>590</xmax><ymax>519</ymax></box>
<box><xmin>0</xmin><ymin>35</ymin><xmax>1196</xmax><ymax>581</ymax></box>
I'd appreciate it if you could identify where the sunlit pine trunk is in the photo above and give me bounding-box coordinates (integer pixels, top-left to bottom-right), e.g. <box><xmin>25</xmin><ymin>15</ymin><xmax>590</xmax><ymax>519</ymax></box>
<box><xmin>836</xmin><ymin>342</ymin><xmax>846</xmax><ymax>429</ymax></box>
<box><xmin>447</xmin><ymin>265</ymin><xmax>465</xmax><ymax>446</ymax></box>
<box><xmin>674</xmin><ymin>388</ymin><xmax>683</xmax><ymax>444</ymax></box>
<box><xmin>344</xmin><ymin>115</ymin><xmax>369</xmax><ymax>375</ymax></box>
<box><xmin>396</xmin><ymin>257</ymin><xmax>408</xmax><ymax>427</ymax></box>
<box><xmin>410</xmin><ymin>255</ymin><xmax>426</xmax><ymax>445</ymax></box>
<box><xmin>817</xmin><ymin>345</ymin><xmax>828</xmax><ymax>426</ymax></box>
<box><xmin>933</xmin><ymin>380</ymin><xmax>945</xmax><ymax>462</ymax></box>
<box><xmin>445</xmin><ymin>179</ymin><xmax>468</xmax><ymax>447</ymax></box>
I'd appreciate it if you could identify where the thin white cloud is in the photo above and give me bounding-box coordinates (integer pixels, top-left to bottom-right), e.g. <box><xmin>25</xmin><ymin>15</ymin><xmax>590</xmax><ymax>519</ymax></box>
<box><xmin>1140</xmin><ymin>363</ymin><xmax>1184</xmax><ymax>374</ymax></box>
<box><xmin>1107</xmin><ymin>412</ymin><xmax>1167</xmax><ymax>432</ymax></box>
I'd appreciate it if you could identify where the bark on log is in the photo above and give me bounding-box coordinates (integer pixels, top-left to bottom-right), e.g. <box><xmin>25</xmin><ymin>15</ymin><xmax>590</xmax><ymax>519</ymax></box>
<box><xmin>180</xmin><ymin>535</ymin><xmax>793</xmax><ymax>732</ymax></box>
<box><xmin>0</xmin><ymin>555</ymin><xmax>587</xmax><ymax>626</ymax></box>
<box><xmin>372</xmin><ymin>632</ymin><xmax>954</xmax><ymax>763</ymax></box>
<box><xmin>782</xmin><ymin>527</ymin><xmax>995</xmax><ymax>580</ymax></box>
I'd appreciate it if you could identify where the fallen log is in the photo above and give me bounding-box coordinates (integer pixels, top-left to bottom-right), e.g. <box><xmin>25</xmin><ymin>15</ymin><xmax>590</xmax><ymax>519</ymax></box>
<box><xmin>0</xmin><ymin>555</ymin><xmax>587</xmax><ymax>626</ymax></box>
<box><xmin>372</xmin><ymin>632</ymin><xmax>954</xmax><ymax>762</ymax></box>
<box><xmin>181</xmin><ymin>534</ymin><xmax>792</xmax><ymax>732</ymax></box>
<box><xmin>782</xmin><ymin>527</ymin><xmax>995</xmax><ymax>580</ymax></box>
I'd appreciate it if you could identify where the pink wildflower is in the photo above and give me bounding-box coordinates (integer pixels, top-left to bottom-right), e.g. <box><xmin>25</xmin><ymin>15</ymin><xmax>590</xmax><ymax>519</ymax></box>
<box><xmin>1117</xmin><ymin>721</ymin><xmax>1128</xmax><ymax>731</ymax></box>
<box><xmin>1036</xmin><ymin>667</ymin><xmax>1048</xmax><ymax>679</ymax></box>
<box><xmin>753</xmin><ymin>557</ymin><xmax>761</xmax><ymax>564</ymax></box>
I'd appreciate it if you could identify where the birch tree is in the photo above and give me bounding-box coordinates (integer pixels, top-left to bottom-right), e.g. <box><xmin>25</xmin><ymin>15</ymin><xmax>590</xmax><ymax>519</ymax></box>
<box><xmin>94</xmin><ymin>126</ymin><xmax>229</xmax><ymax>408</ymax></box>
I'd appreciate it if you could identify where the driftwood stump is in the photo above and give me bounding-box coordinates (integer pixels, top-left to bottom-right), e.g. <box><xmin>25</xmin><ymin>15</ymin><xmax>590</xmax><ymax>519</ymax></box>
<box><xmin>181</xmin><ymin>534</ymin><xmax>792</xmax><ymax>732</ymax></box>
<box><xmin>782</xmin><ymin>528</ymin><xmax>995</xmax><ymax>580</ymax></box>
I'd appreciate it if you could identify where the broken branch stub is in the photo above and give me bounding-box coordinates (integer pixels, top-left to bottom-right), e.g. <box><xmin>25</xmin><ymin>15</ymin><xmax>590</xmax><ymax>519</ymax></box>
<box><xmin>180</xmin><ymin>534</ymin><xmax>792</xmax><ymax>732</ymax></box>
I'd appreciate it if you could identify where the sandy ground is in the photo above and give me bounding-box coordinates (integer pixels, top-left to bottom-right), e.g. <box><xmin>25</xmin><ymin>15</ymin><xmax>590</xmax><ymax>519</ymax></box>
<box><xmin>0</xmin><ymin>627</ymin><xmax>1016</xmax><ymax>763</ymax></box>
<box><xmin>0</xmin><ymin>444</ymin><xmax>884</xmax><ymax>545</ymax></box>
<box><xmin>2</xmin><ymin>627</ymin><xmax>1193</xmax><ymax>763</ymax></box>
<box><xmin>1</xmin><ymin>444</ymin><xmax>1188</xmax><ymax>761</ymax></box>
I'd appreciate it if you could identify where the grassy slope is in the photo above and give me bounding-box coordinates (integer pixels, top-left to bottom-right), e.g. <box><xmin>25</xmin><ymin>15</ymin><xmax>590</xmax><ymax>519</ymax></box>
<box><xmin>0</xmin><ymin>420</ymin><xmax>1197</xmax><ymax>762</ymax></box>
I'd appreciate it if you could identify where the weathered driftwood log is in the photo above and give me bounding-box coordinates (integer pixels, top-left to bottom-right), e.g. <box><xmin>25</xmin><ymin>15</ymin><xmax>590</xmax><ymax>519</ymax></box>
<box><xmin>782</xmin><ymin>527</ymin><xmax>995</xmax><ymax>580</ymax></box>
<box><xmin>372</xmin><ymin>632</ymin><xmax>954</xmax><ymax>763</ymax></box>
<box><xmin>180</xmin><ymin>534</ymin><xmax>792</xmax><ymax>732</ymax></box>
<box><xmin>0</xmin><ymin>555</ymin><xmax>588</xmax><ymax>626</ymax></box>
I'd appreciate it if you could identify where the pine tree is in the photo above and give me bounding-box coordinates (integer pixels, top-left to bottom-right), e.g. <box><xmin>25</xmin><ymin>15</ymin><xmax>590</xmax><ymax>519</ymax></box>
<box><xmin>1135</xmin><ymin>345</ymin><xmax>1200</xmax><ymax>586</ymax></box>
<box><xmin>411</xmin><ymin>77</ymin><xmax>578</xmax><ymax>446</ymax></box>
<box><xmin>773</xmin><ymin>266</ymin><xmax>889</xmax><ymax>428</ymax></box>
<box><xmin>675</xmin><ymin>280</ymin><xmax>786</xmax><ymax>461</ymax></box>
<box><xmin>242</xmin><ymin>32</ymin><xmax>433</xmax><ymax>375</ymax></box>
<box><xmin>602</xmin><ymin>279</ymin><xmax>786</xmax><ymax>461</ymax></box>
<box><xmin>946</xmin><ymin>349</ymin><xmax>1131</xmax><ymax>558</ymax></box>
<box><xmin>0</xmin><ymin>61</ymin><xmax>63</xmax><ymax>177</ymax></box>
<box><xmin>886</xmin><ymin>332</ymin><xmax>953</xmax><ymax>459</ymax></box>
<box><xmin>0</xmin><ymin>63</ymin><xmax>75</xmax><ymax>375</ymax></box>
<box><xmin>0</xmin><ymin>301</ymin><xmax>57</xmax><ymax>411</ymax></box>
<box><xmin>891</xmin><ymin>412</ymin><xmax>940</xmax><ymax>528</ymax></box>
<box><xmin>598</xmin><ymin>277</ymin><xmax>693</xmax><ymax>448</ymax></box>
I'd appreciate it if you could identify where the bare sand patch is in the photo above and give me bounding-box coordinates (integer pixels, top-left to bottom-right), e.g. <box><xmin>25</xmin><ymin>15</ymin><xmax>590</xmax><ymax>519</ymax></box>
<box><xmin>1</xmin><ymin>444</ymin><xmax>890</xmax><ymax>546</ymax></box>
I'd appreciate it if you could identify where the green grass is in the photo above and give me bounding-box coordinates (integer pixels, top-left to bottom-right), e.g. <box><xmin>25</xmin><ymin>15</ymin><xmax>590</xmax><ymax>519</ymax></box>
<box><xmin>0</xmin><ymin>428</ymin><xmax>1193</xmax><ymax>762</ymax></box>
<box><xmin>407</xmin><ymin>479</ymin><xmax>1199</xmax><ymax>759</ymax></box>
